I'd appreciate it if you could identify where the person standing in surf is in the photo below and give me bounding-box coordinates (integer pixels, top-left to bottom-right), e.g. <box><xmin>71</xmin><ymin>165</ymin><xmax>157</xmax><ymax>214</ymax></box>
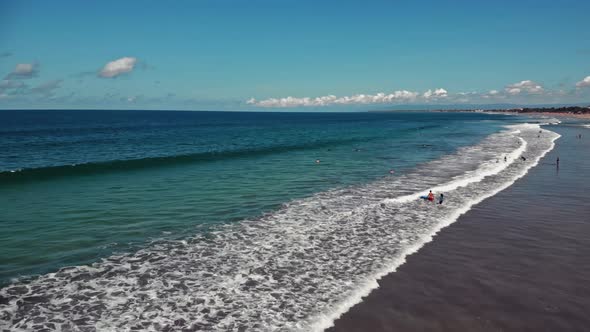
<box><xmin>439</xmin><ymin>193</ymin><xmax>444</xmax><ymax>204</ymax></box>
<box><xmin>427</xmin><ymin>190</ymin><xmax>434</xmax><ymax>202</ymax></box>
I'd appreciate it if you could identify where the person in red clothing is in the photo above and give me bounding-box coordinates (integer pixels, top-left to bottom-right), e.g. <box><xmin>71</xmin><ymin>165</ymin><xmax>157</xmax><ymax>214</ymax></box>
<box><xmin>427</xmin><ymin>191</ymin><xmax>435</xmax><ymax>201</ymax></box>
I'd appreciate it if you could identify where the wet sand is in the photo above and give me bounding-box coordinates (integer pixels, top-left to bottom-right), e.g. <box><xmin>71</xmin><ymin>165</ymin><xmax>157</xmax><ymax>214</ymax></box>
<box><xmin>328</xmin><ymin>125</ymin><xmax>590</xmax><ymax>332</ymax></box>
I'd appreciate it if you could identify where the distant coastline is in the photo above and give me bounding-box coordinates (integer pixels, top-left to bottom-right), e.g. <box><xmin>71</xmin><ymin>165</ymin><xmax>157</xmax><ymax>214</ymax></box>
<box><xmin>441</xmin><ymin>106</ymin><xmax>590</xmax><ymax>119</ymax></box>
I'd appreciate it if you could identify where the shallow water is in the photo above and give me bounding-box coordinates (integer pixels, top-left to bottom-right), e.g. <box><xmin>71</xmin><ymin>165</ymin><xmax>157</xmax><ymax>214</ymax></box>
<box><xmin>328</xmin><ymin>124</ymin><xmax>590</xmax><ymax>332</ymax></box>
<box><xmin>0</xmin><ymin>110</ymin><xmax>508</xmax><ymax>285</ymax></box>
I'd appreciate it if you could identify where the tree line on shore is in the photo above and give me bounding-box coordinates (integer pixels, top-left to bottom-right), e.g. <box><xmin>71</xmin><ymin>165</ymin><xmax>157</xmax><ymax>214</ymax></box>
<box><xmin>479</xmin><ymin>106</ymin><xmax>590</xmax><ymax>114</ymax></box>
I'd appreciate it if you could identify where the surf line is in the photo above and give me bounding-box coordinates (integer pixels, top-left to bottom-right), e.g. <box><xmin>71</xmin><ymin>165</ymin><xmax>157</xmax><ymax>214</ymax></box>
<box><xmin>323</xmin><ymin>124</ymin><xmax>530</xmax><ymax>225</ymax></box>
<box><xmin>0</xmin><ymin>124</ymin><xmax>560</xmax><ymax>332</ymax></box>
<box><xmin>305</xmin><ymin>126</ymin><xmax>560</xmax><ymax>332</ymax></box>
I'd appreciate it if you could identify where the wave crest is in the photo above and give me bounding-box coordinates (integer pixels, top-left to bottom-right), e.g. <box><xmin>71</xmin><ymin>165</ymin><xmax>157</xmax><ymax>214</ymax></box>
<box><xmin>0</xmin><ymin>124</ymin><xmax>559</xmax><ymax>331</ymax></box>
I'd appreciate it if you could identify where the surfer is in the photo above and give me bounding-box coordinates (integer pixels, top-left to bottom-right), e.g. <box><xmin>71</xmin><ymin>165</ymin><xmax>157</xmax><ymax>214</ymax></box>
<box><xmin>504</xmin><ymin>156</ymin><xmax>507</xmax><ymax>162</ymax></box>
<box><xmin>419</xmin><ymin>190</ymin><xmax>435</xmax><ymax>202</ymax></box>
<box><xmin>427</xmin><ymin>190</ymin><xmax>434</xmax><ymax>202</ymax></box>
<box><xmin>439</xmin><ymin>193</ymin><xmax>444</xmax><ymax>204</ymax></box>
<box><xmin>557</xmin><ymin>157</ymin><xmax>559</xmax><ymax>167</ymax></box>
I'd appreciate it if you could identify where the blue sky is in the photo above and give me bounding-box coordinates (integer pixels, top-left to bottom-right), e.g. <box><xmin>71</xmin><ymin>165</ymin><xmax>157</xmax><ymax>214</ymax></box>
<box><xmin>1</xmin><ymin>0</ymin><xmax>590</xmax><ymax>110</ymax></box>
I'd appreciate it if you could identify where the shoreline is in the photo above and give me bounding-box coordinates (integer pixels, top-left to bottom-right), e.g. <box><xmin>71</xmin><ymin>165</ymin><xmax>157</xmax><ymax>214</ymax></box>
<box><xmin>1</xmin><ymin>117</ymin><xmax>587</xmax><ymax>331</ymax></box>
<box><xmin>0</xmin><ymin>114</ymin><xmax>558</xmax><ymax>331</ymax></box>
<box><xmin>424</xmin><ymin>107</ymin><xmax>590</xmax><ymax>120</ymax></box>
<box><xmin>439</xmin><ymin>110</ymin><xmax>590</xmax><ymax>120</ymax></box>
<box><xmin>485</xmin><ymin>111</ymin><xmax>590</xmax><ymax>120</ymax></box>
<box><xmin>328</xmin><ymin>124</ymin><xmax>590</xmax><ymax>331</ymax></box>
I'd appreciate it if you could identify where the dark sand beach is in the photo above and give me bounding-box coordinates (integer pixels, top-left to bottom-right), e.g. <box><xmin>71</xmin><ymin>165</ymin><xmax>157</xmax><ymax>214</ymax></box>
<box><xmin>329</xmin><ymin>125</ymin><xmax>590</xmax><ymax>332</ymax></box>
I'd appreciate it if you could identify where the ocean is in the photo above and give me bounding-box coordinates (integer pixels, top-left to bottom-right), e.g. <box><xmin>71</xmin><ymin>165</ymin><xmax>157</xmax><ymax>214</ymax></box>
<box><xmin>328</xmin><ymin>124</ymin><xmax>590</xmax><ymax>332</ymax></box>
<box><xmin>0</xmin><ymin>110</ymin><xmax>563</xmax><ymax>331</ymax></box>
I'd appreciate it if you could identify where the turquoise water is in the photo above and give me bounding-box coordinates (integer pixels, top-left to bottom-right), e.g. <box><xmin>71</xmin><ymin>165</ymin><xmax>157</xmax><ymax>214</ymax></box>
<box><xmin>0</xmin><ymin>110</ymin><xmax>512</xmax><ymax>285</ymax></box>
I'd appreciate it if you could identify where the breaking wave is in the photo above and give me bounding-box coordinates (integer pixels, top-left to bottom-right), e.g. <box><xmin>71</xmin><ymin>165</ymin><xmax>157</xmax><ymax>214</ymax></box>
<box><xmin>0</xmin><ymin>124</ymin><xmax>559</xmax><ymax>332</ymax></box>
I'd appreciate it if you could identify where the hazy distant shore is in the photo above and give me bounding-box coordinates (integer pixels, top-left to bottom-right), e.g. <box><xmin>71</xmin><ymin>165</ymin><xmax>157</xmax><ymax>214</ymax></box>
<box><xmin>449</xmin><ymin>106</ymin><xmax>590</xmax><ymax>119</ymax></box>
<box><xmin>484</xmin><ymin>108</ymin><xmax>590</xmax><ymax>119</ymax></box>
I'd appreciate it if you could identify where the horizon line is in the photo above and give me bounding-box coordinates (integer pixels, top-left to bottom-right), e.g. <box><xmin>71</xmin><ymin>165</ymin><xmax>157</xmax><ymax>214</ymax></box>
<box><xmin>1</xmin><ymin>102</ymin><xmax>590</xmax><ymax>113</ymax></box>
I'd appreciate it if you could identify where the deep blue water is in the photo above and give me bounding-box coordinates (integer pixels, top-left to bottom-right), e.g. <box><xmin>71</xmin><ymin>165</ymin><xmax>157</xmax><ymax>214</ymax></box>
<box><xmin>0</xmin><ymin>110</ymin><xmax>514</xmax><ymax>285</ymax></box>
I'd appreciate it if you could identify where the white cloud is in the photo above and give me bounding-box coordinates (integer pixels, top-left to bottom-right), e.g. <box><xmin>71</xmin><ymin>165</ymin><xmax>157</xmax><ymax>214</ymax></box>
<box><xmin>505</xmin><ymin>80</ymin><xmax>544</xmax><ymax>95</ymax></box>
<box><xmin>247</xmin><ymin>90</ymin><xmax>422</xmax><ymax>107</ymax></box>
<box><xmin>506</xmin><ymin>88</ymin><xmax>521</xmax><ymax>95</ymax></box>
<box><xmin>4</xmin><ymin>63</ymin><xmax>38</xmax><ymax>79</ymax></box>
<box><xmin>575</xmin><ymin>76</ymin><xmax>590</xmax><ymax>88</ymax></box>
<box><xmin>481</xmin><ymin>90</ymin><xmax>502</xmax><ymax>99</ymax></box>
<box><xmin>423</xmin><ymin>88</ymin><xmax>448</xmax><ymax>99</ymax></box>
<box><xmin>15</xmin><ymin>64</ymin><xmax>33</xmax><ymax>74</ymax></box>
<box><xmin>99</xmin><ymin>57</ymin><xmax>137</xmax><ymax>78</ymax></box>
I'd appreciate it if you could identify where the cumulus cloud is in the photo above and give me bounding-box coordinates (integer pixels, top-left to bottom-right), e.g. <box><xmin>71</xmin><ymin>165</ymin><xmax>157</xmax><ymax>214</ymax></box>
<box><xmin>575</xmin><ymin>76</ymin><xmax>590</xmax><ymax>88</ymax></box>
<box><xmin>504</xmin><ymin>80</ymin><xmax>544</xmax><ymax>95</ymax></box>
<box><xmin>247</xmin><ymin>79</ymin><xmax>586</xmax><ymax>108</ymax></box>
<box><xmin>423</xmin><ymin>88</ymin><xmax>448</xmax><ymax>99</ymax></box>
<box><xmin>99</xmin><ymin>57</ymin><xmax>137</xmax><ymax>78</ymax></box>
<box><xmin>4</xmin><ymin>63</ymin><xmax>39</xmax><ymax>79</ymax></box>
<box><xmin>481</xmin><ymin>89</ymin><xmax>502</xmax><ymax>99</ymax></box>
<box><xmin>247</xmin><ymin>90</ymin><xmax>422</xmax><ymax>107</ymax></box>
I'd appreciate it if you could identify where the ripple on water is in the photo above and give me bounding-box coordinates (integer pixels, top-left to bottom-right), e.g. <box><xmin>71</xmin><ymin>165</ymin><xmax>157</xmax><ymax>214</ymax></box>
<box><xmin>0</xmin><ymin>124</ymin><xmax>559</xmax><ymax>332</ymax></box>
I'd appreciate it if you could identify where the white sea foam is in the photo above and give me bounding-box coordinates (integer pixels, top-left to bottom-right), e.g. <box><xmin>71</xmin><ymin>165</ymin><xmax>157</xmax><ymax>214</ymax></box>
<box><xmin>0</xmin><ymin>124</ymin><xmax>559</xmax><ymax>332</ymax></box>
<box><xmin>538</xmin><ymin>118</ymin><xmax>561</xmax><ymax>125</ymax></box>
<box><xmin>307</xmin><ymin>125</ymin><xmax>559</xmax><ymax>331</ymax></box>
